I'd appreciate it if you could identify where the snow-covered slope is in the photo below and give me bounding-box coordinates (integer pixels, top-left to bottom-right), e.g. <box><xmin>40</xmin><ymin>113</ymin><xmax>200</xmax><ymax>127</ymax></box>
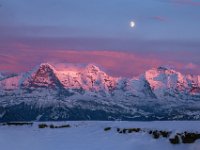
<box><xmin>0</xmin><ymin>121</ymin><xmax>200</xmax><ymax>150</ymax></box>
<box><xmin>0</xmin><ymin>63</ymin><xmax>199</xmax><ymax>121</ymax></box>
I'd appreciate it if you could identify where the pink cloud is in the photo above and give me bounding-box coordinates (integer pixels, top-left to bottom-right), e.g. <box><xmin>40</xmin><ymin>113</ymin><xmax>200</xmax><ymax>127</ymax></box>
<box><xmin>45</xmin><ymin>50</ymin><xmax>162</xmax><ymax>77</ymax></box>
<box><xmin>0</xmin><ymin>48</ymin><xmax>199</xmax><ymax>77</ymax></box>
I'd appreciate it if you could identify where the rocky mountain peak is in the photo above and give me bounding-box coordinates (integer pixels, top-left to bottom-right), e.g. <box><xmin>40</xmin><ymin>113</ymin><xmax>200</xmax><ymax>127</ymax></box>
<box><xmin>85</xmin><ymin>64</ymin><xmax>101</xmax><ymax>74</ymax></box>
<box><xmin>20</xmin><ymin>63</ymin><xmax>63</xmax><ymax>89</ymax></box>
<box><xmin>0</xmin><ymin>63</ymin><xmax>199</xmax><ymax>98</ymax></box>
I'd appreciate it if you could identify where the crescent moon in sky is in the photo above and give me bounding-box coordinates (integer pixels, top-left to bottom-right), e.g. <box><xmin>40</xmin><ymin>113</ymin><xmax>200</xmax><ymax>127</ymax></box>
<box><xmin>130</xmin><ymin>21</ymin><xmax>135</xmax><ymax>28</ymax></box>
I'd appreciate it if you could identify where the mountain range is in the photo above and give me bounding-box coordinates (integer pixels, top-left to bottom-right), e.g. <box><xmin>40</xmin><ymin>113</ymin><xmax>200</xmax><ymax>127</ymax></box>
<box><xmin>0</xmin><ymin>63</ymin><xmax>199</xmax><ymax>122</ymax></box>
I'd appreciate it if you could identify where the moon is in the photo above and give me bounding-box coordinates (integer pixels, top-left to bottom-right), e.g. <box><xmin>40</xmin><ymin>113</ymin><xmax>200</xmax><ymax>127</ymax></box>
<box><xmin>129</xmin><ymin>21</ymin><xmax>135</xmax><ymax>28</ymax></box>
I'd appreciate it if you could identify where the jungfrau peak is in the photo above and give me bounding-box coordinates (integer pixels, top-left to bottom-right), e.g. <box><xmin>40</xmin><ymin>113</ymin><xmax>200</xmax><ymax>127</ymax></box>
<box><xmin>143</xmin><ymin>66</ymin><xmax>200</xmax><ymax>98</ymax></box>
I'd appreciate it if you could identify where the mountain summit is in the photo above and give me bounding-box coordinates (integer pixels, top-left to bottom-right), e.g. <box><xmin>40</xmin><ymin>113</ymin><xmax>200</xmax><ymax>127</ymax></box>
<box><xmin>0</xmin><ymin>63</ymin><xmax>199</xmax><ymax>122</ymax></box>
<box><xmin>21</xmin><ymin>63</ymin><xmax>63</xmax><ymax>89</ymax></box>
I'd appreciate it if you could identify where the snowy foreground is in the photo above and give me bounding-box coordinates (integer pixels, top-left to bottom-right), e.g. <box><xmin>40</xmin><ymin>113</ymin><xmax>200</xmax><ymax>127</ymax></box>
<box><xmin>0</xmin><ymin>121</ymin><xmax>200</xmax><ymax>150</ymax></box>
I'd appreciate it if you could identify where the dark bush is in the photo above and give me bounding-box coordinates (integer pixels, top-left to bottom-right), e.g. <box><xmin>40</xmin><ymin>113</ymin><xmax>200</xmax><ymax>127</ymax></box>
<box><xmin>149</xmin><ymin>130</ymin><xmax>170</xmax><ymax>139</ymax></box>
<box><xmin>104</xmin><ymin>127</ymin><xmax>111</xmax><ymax>131</ymax></box>
<box><xmin>160</xmin><ymin>131</ymin><xmax>171</xmax><ymax>138</ymax></box>
<box><xmin>38</xmin><ymin>123</ymin><xmax>48</xmax><ymax>128</ymax></box>
<box><xmin>58</xmin><ymin>124</ymin><xmax>71</xmax><ymax>128</ymax></box>
<box><xmin>49</xmin><ymin>124</ymin><xmax>55</xmax><ymax>128</ymax></box>
<box><xmin>149</xmin><ymin>130</ymin><xmax>153</xmax><ymax>134</ymax></box>
<box><xmin>152</xmin><ymin>130</ymin><xmax>160</xmax><ymax>139</ymax></box>
<box><xmin>117</xmin><ymin>128</ymin><xmax>123</xmax><ymax>134</ymax></box>
<box><xmin>122</xmin><ymin>129</ymin><xmax>127</xmax><ymax>134</ymax></box>
<box><xmin>49</xmin><ymin>124</ymin><xmax>71</xmax><ymax>129</ymax></box>
<box><xmin>116</xmin><ymin>128</ymin><xmax>141</xmax><ymax>134</ymax></box>
<box><xmin>115</xmin><ymin>127</ymin><xmax>200</xmax><ymax>145</ymax></box>
<box><xmin>181</xmin><ymin>132</ymin><xmax>200</xmax><ymax>144</ymax></box>
<box><xmin>2</xmin><ymin>122</ymin><xmax>33</xmax><ymax>126</ymax></box>
<box><xmin>127</xmin><ymin>128</ymin><xmax>141</xmax><ymax>133</ymax></box>
<box><xmin>169</xmin><ymin>135</ymin><xmax>180</xmax><ymax>144</ymax></box>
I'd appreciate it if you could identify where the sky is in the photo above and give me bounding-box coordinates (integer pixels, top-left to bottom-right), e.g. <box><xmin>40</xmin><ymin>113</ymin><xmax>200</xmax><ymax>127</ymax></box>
<box><xmin>0</xmin><ymin>0</ymin><xmax>199</xmax><ymax>77</ymax></box>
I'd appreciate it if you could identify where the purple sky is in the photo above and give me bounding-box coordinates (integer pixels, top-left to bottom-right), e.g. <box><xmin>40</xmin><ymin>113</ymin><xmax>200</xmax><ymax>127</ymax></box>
<box><xmin>0</xmin><ymin>0</ymin><xmax>199</xmax><ymax>77</ymax></box>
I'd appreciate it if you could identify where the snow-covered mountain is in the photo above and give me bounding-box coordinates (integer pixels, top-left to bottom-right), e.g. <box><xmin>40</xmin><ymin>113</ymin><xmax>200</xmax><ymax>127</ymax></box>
<box><xmin>143</xmin><ymin>66</ymin><xmax>200</xmax><ymax>98</ymax></box>
<box><xmin>0</xmin><ymin>63</ymin><xmax>199</xmax><ymax>122</ymax></box>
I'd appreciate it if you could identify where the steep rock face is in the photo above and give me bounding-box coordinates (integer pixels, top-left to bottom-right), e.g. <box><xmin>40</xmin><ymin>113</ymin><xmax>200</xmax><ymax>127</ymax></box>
<box><xmin>20</xmin><ymin>63</ymin><xmax>64</xmax><ymax>90</ymax></box>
